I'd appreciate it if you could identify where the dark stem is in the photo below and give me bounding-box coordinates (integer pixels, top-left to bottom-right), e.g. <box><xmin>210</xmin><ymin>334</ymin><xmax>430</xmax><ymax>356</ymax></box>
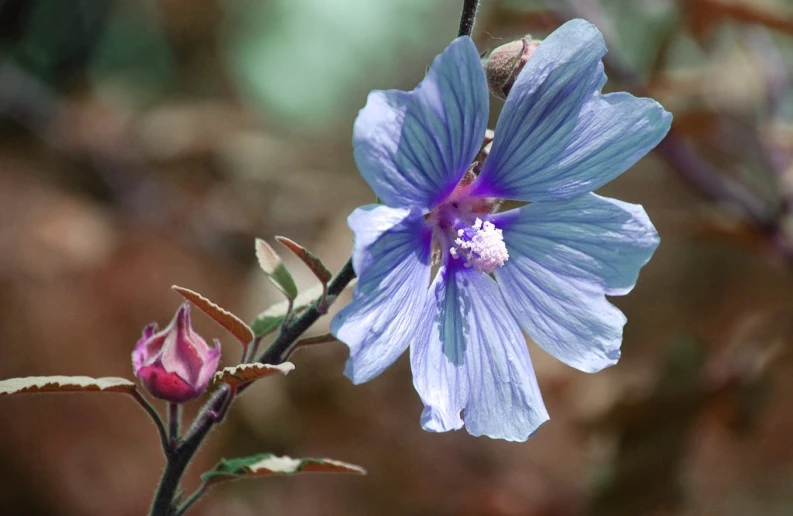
<box><xmin>458</xmin><ymin>0</ymin><xmax>480</xmax><ymax>37</ymax></box>
<box><xmin>150</xmin><ymin>387</ymin><xmax>232</xmax><ymax>516</ymax></box>
<box><xmin>168</xmin><ymin>403</ymin><xmax>181</xmax><ymax>447</ymax></box>
<box><xmin>257</xmin><ymin>258</ymin><xmax>355</xmax><ymax>364</ymax></box>
<box><xmin>149</xmin><ymin>2</ymin><xmax>468</xmax><ymax>505</ymax></box>
<box><xmin>132</xmin><ymin>390</ymin><xmax>169</xmax><ymax>455</ymax></box>
<box><xmin>284</xmin><ymin>333</ymin><xmax>339</xmax><ymax>360</ymax></box>
<box><xmin>239</xmin><ymin>340</ymin><xmax>249</xmax><ymax>364</ymax></box>
<box><xmin>147</xmin><ymin>0</ymin><xmax>471</xmax><ymax>497</ymax></box>
<box><xmin>318</xmin><ymin>280</ymin><xmax>329</xmax><ymax>312</ymax></box>
<box><xmin>247</xmin><ymin>334</ymin><xmax>264</xmax><ymax>363</ymax></box>
<box><xmin>149</xmin><ymin>259</ymin><xmax>356</xmax><ymax>516</ymax></box>
<box><xmin>175</xmin><ymin>482</ymin><xmax>209</xmax><ymax>516</ymax></box>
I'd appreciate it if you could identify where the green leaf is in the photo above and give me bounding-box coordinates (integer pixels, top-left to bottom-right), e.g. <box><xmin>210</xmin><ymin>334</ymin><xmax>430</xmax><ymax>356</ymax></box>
<box><xmin>89</xmin><ymin>0</ymin><xmax>174</xmax><ymax>103</ymax></box>
<box><xmin>250</xmin><ymin>278</ymin><xmax>358</xmax><ymax>337</ymax></box>
<box><xmin>224</xmin><ymin>0</ymin><xmax>460</xmax><ymax>129</ymax></box>
<box><xmin>201</xmin><ymin>453</ymin><xmax>366</xmax><ymax>485</ymax></box>
<box><xmin>255</xmin><ymin>238</ymin><xmax>298</xmax><ymax>300</ymax></box>
<box><xmin>251</xmin><ymin>282</ymin><xmax>320</xmax><ymax>336</ymax></box>
<box><xmin>0</xmin><ymin>376</ymin><xmax>136</xmax><ymax>395</ymax></box>
<box><xmin>12</xmin><ymin>0</ymin><xmax>113</xmax><ymax>82</ymax></box>
<box><xmin>250</xmin><ymin>314</ymin><xmax>284</xmax><ymax>338</ymax></box>
<box><xmin>272</xmin><ymin>263</ymin><xmax>298</xmax><ymax>299</ymax></box>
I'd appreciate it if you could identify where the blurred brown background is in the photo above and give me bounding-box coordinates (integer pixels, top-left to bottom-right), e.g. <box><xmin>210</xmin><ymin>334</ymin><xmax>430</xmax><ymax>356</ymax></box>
<box><xmin>1</xmin><ymin>0</ymin><xmax>792</xmax><ymax>514</ymax></box>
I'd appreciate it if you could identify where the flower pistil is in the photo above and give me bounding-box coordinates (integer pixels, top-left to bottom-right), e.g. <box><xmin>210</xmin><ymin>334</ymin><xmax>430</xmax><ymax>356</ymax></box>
<box><xmin>450</xmin><ymin>217</ymin><xmax>509</xmax><ymax>273</ymax></box>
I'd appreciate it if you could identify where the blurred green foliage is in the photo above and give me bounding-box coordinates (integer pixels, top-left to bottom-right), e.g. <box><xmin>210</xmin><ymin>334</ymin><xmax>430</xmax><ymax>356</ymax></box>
<box><xmin>90</xmin><ymin>0</ymin><xmax>174</xmax><ymax>106</ymax></box>
<box><xmin>10</xmin><ymin>0</ymin><xmax>112</xmax><ymax>84</ymax></box>
<box><xmin>223</xmin><ymin>0</ymin><xmax>459</xmax><ymax>129</ymax></box>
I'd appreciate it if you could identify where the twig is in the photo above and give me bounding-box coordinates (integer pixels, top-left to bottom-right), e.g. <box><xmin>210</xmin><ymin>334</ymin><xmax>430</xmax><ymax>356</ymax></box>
<box><xmin>168</xmin><ymin>403</ymin><xmax>181</xmax><ymax>449</ymax></box>
<box><xmin>699</xmin><ymin>0</ymin><xmax>793</xmax><ymax>36</ymax></box>
<box><xmin>131</xmin><ymin>390</ymin><xmax>169</xmax><ymax>457</ymax></box>
<box><xmin>283</xmin><ymin>333</ymin><xmax>340</xmax><ymax>360</ymax></box>
<box><xmin>149</xmin><ymin>259</ymin><xmax>357</xmax><ymax>515</ymax></box>
<box><xmin>175</xmin><ymin>482</ymin><xmax>210</xmax><ymax>516</ymax></box>
<box><xmin>458</xmin><ymin>0</ymin><xmax>481</xmax><ymax>37</ymax></box>
<box><xmin>257</xmin><ymin>259</ymin><xmax>355</xmax><ymax>364</ymax></box>
<box><xmin>149</xmin><ymin>0</ymin><xmax>481</xmax><ymax>510</ymax></box>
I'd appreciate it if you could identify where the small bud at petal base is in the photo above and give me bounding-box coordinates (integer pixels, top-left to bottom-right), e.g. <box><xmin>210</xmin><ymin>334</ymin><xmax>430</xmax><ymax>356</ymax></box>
<box><xmin>484</xmin><ymin>36</ymin><xmax>541</xmax><ymax>100</ymax></box>
<box><xmin>132</xmin><ymin>303</ymin><xmax>221</xmax><ymax>403</ymax></box>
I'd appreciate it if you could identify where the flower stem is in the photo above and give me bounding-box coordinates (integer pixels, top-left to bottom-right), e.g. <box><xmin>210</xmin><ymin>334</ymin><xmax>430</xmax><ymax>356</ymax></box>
<box><xmin>132</xmin><ymin>389</ymin><xmax>169</xmax><ymax>455</ymax></box>
<box><xmin>147</xmin><ymin>2</ymin><xmax>473</xmax><ymax>506</ymax></box>
<box><xmin>284</xmin><ymin>333</ymin><xmax>339</xmax><ymax>360</ymax></box>
<box><xmin>257</xmin><ymin>259</ymin><xmax>355</xmax><ymax>364</ymax></box>
<box><xmin>148</xmin><ymin>259</ymin><xmax>357</xmax><ymax>516</ymax></box>
<box><xmin>168</xmin><ymin>403</ymin><xmax>181</xmax><ymax>447</ymax></box>
<box><xmin>458</xmin><ymin>0</ymin><xmax>480</xmax><ymax>37</ymax></box>
<box><xmin>149</xmin><ymin>387</ymin><xmax>232</xmax><ymax>515</ymax></box>
<box><xmin>175</xmin><ymin>481</ymin><xmax>209</xmax><ymax>516</ymax></box>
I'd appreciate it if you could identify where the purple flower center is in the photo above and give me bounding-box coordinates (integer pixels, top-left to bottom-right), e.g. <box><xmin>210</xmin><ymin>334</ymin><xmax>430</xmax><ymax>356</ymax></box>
<box><xmin>427</xmin><ymin>184</ymin><xmax>508</xmax><ymax>273</ymax></box>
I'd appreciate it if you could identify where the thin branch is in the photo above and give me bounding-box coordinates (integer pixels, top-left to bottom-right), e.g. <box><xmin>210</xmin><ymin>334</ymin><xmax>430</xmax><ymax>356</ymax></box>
<box><xmin>168</xmin><ymin>403</ymin><xmax>181</xmax><ymax>448</ymax></box>
<box><xmin>149</xmin><ymin>259</ymin><xmax>357</xmax><ymax>515</ymax></box>
<box><xmin>131</xmin><ymin>390</ymin><xmax>169</xmax><ymax>456</ymax></box>
<box><xmin>175</xmin><ymin>481</ymin><xmax>210</xmax><ymax>516</ymax></box>
<box><xmin>458</xmin><ymin>0</ymin><xmax>481</xmax><ymax>37</ymax></box>
<box><xmin>212</xmin><ymin>385</ymin><xmax>237</xmax><ymax>424</ymax></box>
<box><xmin>294</xmin><ymin>333</ymin><xmax>339</xmax><ymax>347</ymax></box>
<box><xmin>284</xmin><ymin>333</ymin><xmax>340</xmax><ymax>360</ymax></box>
<box><xmin>245</xmin><ymin>334</ymin><xmax>264</xmax><ymax>363</ymax></box>
<box><xmin>257</xmin><ymin>259</ymin><xmax>355</xmax><ymax>365</ymax></box>
<box><xmin>700</xmin><ymin>0</ymin><xmax>793</xmax><ymax>36</ymax></box>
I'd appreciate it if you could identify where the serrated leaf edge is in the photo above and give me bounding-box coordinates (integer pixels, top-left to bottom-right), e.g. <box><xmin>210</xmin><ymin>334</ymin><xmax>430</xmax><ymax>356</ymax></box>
<box><xmin>275</xmin><ymin>236</ymin><xmax>332</xmax><ymax>284</ymax></box>
<box><xmin>0</xmin><ymin>376</ymin><xmax>136</xmax><ymax>395</ymax></box>
<box><xmin>212</xmin><ymin>362</ymin><xmax>295</xmax><ymax>386</ymax></box>
<box><xmin>202</xmin><ymin>454</ymin><xmax>366</xmax><ymax>484</ymax></box>
<box><xmin>171</xmin><ymin>285</ymin><xmax>254</xmax><ymax>346</ymax></box>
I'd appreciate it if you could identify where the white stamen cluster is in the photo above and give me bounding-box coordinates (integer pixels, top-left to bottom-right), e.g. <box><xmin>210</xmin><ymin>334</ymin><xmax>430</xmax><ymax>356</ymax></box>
<box><xmin>450</xmin><ymin>218</ymin><xmax>509</xmax><ymax>273</ymax></box>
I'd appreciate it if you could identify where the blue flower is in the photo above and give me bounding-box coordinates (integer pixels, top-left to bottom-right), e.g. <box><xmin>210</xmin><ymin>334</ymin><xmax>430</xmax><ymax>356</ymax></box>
<box><xmin>331</xmin><ymin>19</ymin><xmax>672</xmax><ymax>441</ymax></box>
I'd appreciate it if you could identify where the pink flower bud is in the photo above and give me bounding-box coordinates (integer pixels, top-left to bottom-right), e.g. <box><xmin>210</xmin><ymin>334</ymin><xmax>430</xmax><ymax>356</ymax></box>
<box><xmin>132</xmin><ymin>303</ymin><xmax>221</xmax><ymax>403</ymax></box>
<box><xmin>484</xmin><ymin>36</ymin><xmax>542</xmax><ymax>100</ymax></box>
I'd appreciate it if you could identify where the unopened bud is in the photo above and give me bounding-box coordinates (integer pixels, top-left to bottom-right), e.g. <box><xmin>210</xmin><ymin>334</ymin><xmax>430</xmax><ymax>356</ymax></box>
<box><xmin>132</xmin><ymin>303</ymin><xmax>221</xmax><ymax>403</ymax></box>
<box><xmin>483</xmin><ymin>36</ymin><xmax>541</xmax><ymax>100</ymax></box>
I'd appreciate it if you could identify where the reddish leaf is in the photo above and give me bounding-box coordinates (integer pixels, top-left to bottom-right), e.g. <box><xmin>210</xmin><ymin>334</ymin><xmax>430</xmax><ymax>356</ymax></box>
<box><xmin>275</xmin><ymin>236</ymin><xmax>332</xmax><ymax>284</ymax></box>
<box><xmin>171</xmin><ymin>285</ymin><xmax>254</xmax><ymax>346</ymax></box>
<box><xmin>212</xmin><ymin>362</ymin><xmax>295</xmax><ymax>387</ymax></box>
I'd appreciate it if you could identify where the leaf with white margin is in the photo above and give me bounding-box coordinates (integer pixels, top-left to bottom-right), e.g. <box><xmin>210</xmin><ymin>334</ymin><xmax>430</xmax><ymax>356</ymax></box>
<box><xmin>172</xmin><ymin>285</ymin><xmax>254</xmax><ymax>346</ymax></box>
<box><xmin>275</xmin><ymin>236</ymin><xmax>332</xmax><ymax>284</ymax></box>
<box><xmin>201</xmin><ymin>453</ymin><xmax>366</xmax><ymax>484</ymax></box>
<box><xmin>250</xmin><ymin>313</ymin><xmax>285</xmax><ymax>338</ymax></box>
<box><xmin>0</xmin><ymin>376</ymin><xmax>136</xmax><ymax>395</ymax></box>
<box><xmin>212</xmin><ymin>362</ymin><xmax>295</xmax><ymax>387</ymax></box>
<box><xmin>250</xmin><ymin>279</ymin><xmax>358</xmax><ymax>337</ymax></box>
<box><xmin>256</xmin><ymin>238</ymin><xmax>298</xmax><ymax>300</ymax></box>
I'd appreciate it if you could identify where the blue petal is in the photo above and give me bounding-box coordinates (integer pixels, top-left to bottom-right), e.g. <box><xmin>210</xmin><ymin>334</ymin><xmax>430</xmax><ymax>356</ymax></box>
<box><xmin>472</xmin><ymin>19</ymin><xmax>672</xmax><ymax>201</ymax></box>
<box><xmin>411</xmin><ymin>263</ymin><xmax>549</xmax><ymax>441</ymax></box>
<box><xmin>491</xmin><ymin>193</ymin><xmax>660</xmax><ymax>373</ymax></box>
<box><xmin>331</xmin><ymin>205</ymin><xmax>433</xmax><ymax>384</ymax></box>
<box><xmin>353</xmin><ymin>36</ymin><xmax>489</xmax><ymax>211</ymax></box>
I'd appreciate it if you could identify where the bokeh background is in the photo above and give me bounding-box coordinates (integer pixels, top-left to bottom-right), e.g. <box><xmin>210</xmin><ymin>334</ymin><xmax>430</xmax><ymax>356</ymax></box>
<box><xmin>1</xmin><ymin>0</ymin><xmax>792</xmax><ymax>514</ymax></box>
